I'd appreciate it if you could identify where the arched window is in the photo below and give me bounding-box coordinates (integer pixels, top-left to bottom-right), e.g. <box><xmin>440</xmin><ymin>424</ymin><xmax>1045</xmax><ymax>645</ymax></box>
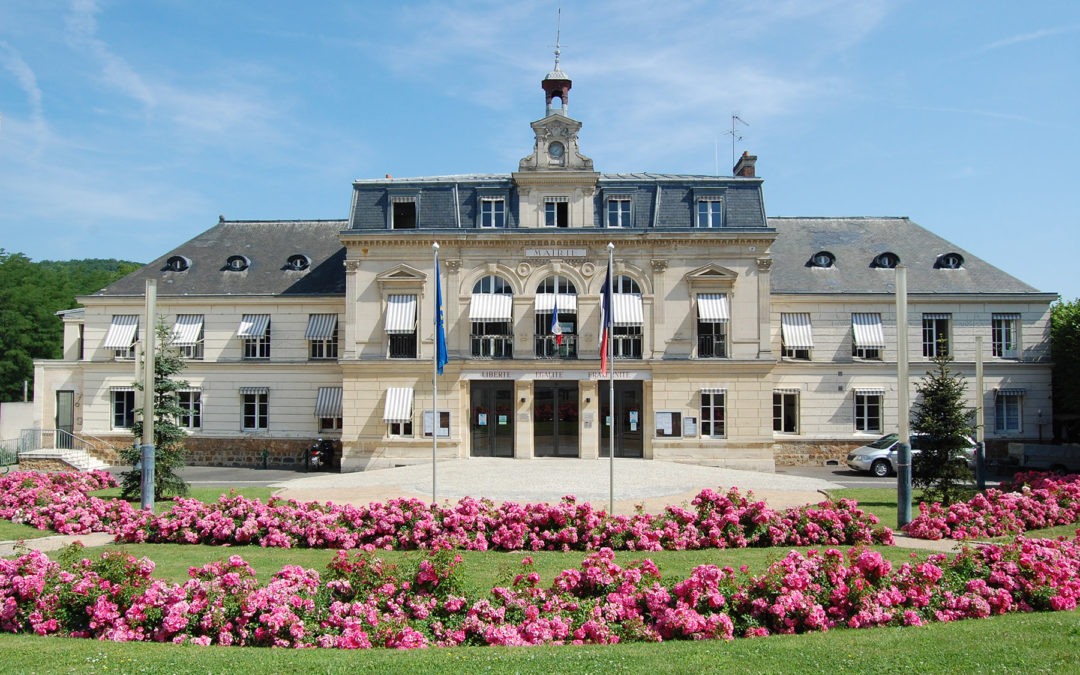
<box><xmin>470</xmin><ymin>275</ymin><xmax>513</xmax><ymax>358</ymax></box>
<box><xmin>535</xmin><ymin>276</ymin><xmax>578</xmax><ymax>359</ymax></box>
<box><xmin>613</xmin><ymin>275</ymin><xmax>640</xmax><ymax>294</ymax></box>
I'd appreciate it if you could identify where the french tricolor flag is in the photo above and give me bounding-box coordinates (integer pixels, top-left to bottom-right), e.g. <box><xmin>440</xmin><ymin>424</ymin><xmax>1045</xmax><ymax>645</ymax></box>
<box><xmin>550</xmin><ymin>296</ymin><xmax>563</xmax><ymax>346</ymax></box>
<box><xmin>599</xmin><ymin>266</ymin><xmax>612</xmax><ymax>375</ymax></box>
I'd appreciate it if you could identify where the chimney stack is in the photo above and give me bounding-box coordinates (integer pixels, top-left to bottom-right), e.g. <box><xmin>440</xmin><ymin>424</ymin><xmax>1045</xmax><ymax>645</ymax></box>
<box><xmin>733</xmin><ymin>151</ymin><xmax>757</xmax><ymax>178</ymax></box>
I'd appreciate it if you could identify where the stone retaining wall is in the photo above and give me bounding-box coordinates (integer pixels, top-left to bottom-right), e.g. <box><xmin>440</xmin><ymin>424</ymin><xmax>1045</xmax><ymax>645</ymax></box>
<box><xmin>183</xmin><ymin>437</ymin><xmax>341</xmax><ymax>470</ymax></box>
<box><xmin>773</xmin><ymin>440</ymin><xmax>865</xmax><ymax>467</ymax></box>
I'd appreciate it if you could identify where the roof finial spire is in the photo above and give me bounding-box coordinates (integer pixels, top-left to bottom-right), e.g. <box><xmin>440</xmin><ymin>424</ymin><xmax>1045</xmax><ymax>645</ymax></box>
<box><xmin>553</xmin><ymin>8</ymin><xmax>562</xmax><ymax>71</ymax></box>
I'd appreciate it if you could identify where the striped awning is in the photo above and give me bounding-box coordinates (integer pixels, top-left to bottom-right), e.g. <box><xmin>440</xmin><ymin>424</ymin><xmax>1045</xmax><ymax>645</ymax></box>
<box><xmin>613</xmin><ymin>293</ymin><xmax>644</xmax><ymax>327</ymax></box>
<box><xmin>697</xmin><ymin>294</ymin><xmax>729</xmax><ymax>322</ymax></box>
<box><xmin>103</xmin><ymin>315</ymin><xmax>139</xmax><ymax>349</ymax></box>
<box><xmin>110</xmin><ymin>385</ymin><xmax>136</xmax><ymax>392</ymax></box>
<box><xmin>306</xmin><ymin>314</ymin><xmax>338</xmax><ymax>339</ymax></box>
<box><xmin>239</xmin><ymin>386</ymin><xmax>268</xmax><ymax>395</ymax></box>
<box><xmin>996</xmin><ymin>388</ymin><xmax>1025</xmax><ymax>397</ymax></box>
<box><xmin>851</xmin><ymin>313</ymin><xmax>885</xmax><ymax>349</ymax></box>
<box><xmin>383</xmin><ymin>387</ymin><xmax>414</xmax><ymax>423</ymax></box>
<box><xmin>774</xmin><ymin>388</ymin><xmax>801</xmax><ymax>395</ymax></box>
<box><xmin>314</xmin><ymin>387</ymin><xmax>343</xmax><ymax>418</ymax></box>
<box><xmin>385</xmin><ymin>295</ymin><xmax>417</xmax><ymax>334</ymax></box>
<box><xmin>469</xmin><ymin>293</ymin><xmax>513</xmax><ymax>321</ymax></box>
<box><xmin>995</xmin><ymin>313</ymin><xmax>1022</xmax><ymax>320</ymax></box>
<box><xmin>237</xmin><ymin>314</ymin><xmax>270</xmax><ymax>337</ymax></box>
<box><xmin>171</xmin><ymin>315</ymin><xmax>203</xmax><ymax>347</ymax></box>
<box><xmin>855</xmin><ymin>388</ymin><xmax>886</xmax><ymax>397</ymax></box>
<box><xmin>780</xmin><ymin>313</ymin><xmax>814</xmax><ymax>349</ymax></box>
<box><xmin>701</xmin><ymin>387</ymin><xmax>727</xmax><ymax>395</ymax></box>
<box><xmin>923</xmin><ymin>313</ymin><xmax>951</xmax><ymax>320</ymax></box>
<box><xmin>534</xmin><ymin>293</ymin><xmax>578</xmax><ymax>313</ymax></box>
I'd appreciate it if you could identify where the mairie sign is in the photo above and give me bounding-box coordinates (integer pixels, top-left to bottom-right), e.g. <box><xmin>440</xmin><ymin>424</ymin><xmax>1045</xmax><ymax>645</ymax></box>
<box><xmin>524</xmin><ymin>248</ymin><xmax>588</xmax><ymax>258</ymax></box>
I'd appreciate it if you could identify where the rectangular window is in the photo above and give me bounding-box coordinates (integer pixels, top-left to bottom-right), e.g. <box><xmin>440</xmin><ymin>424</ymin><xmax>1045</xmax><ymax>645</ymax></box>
<box><xmin>544</xmin><ymin>197</ymin><xmax>568</xmax><ymax>228</ymax></box>
<box><xmin>242</xmin><ymin>392</ymin><xmax>269</xmax><ymax>430</ymax></box>
<box><xmin>780</xmin><ymin>313</ymin><xmax>813</xmax><ymax>360</ymax></box>
<box><xmin>391</xmin><ymin>196</ymin><xmax>417</xmax><ymax>229</ymax></box>
<box><xmin>480</xmin><ymin>198</ymin><xmax>505</xmax><ymax>228</ymax></box>
<box><xmin>655</xmin><ymin>411</ymin><xmax>683</xmax><ymax>438</ymax></box>
<box><xmin>995</xmin><ymin>392</ymin><xmax>1023</xmax><ymax>433</ymax></box>
<box><xmin>697</xmin><ymin>321</ymin><xmax>727</xmax><ymax>358</ymax></box>
<box><xmin>922</xmin><ymin>313</ymin><xmax>951</xmax><ymax>358</ymax></box>
<box><xmin>423</xmin><ymin>410</ymin><xmax>451</xmax><ymax>438</ymax></box>
<box><xmin>851</xmin><ymin>313</ymin><xmax>884</xmax><ymax>360</ymax></box>
<box><xmin>992</xmin><ymin>314</ymin><xmax>1020</xmax><ymax>358</ymax></box>
<box><xmin>773</xmin><ymin>391</ymin><xmax>799</xmax><ymax>433</ymax></box>
<box><xmin>172</xmin><ymin>315</ymin><xmax>204</xmax><ymax>360</ymax></box>
<box><xmin>103</xmin><ymin>315</ymin><xmax>139</xmax><ymax>360</ymax></box>
<box><xmin>240</xmin><ymin>316</ymin><xmax>271</xmax><ymax>360</ymax></box>
<box><xmin>386</xmin><ymin>295</ymin><xmax>418</xmax><ymax>359</ymax></box>
<box><xmin>389</xmin><ymin>420</ymin><xmax>413</xmax><ymax>437</ymax></box>
<box><xmin>612</xmin><ymin>325</ymin><xmax>643</xmax><ymax>359</ymax></box>
<box><xmin>177</xmin><ymin>390</ymin><xmax>202</xmax><ymax>429</ymax></box>
<box><xmin>320</xmin><ymin>416</ymin><xmax>343</xmax><ymax>432</ymax></box>
<box><xmin>696</xmin><ymin>198</ymin><xmax>723</xmax><ymax>228</ymax></box>
<box><xmin>535</xmin><ymin>311</ymin><xmax>577</xmax><ymax>358</ymax></box>
<box><xmin>854</xmin><ymin>391</ymin><xmax>883</xmax><ymax>433</ymax></box>
<box><xmin>471</xmin><ymin>321</ymin><xmax>513</xmax><ymax>358</ymax></box>
<box><xmin>607</xmin><ymin>197</ymin><xmax>632</xmax><ymax>228</ymax></box>
<box><xmin>112</xmin><ymin>389</ymin><xmax>135</xmax><ymax>429</ymax></box>
<box><xmin>309</xmin><ymin>325</ymin><xmax>339</xmax><ymax>360</ymax></box>
<box><xmin>700</xmin><ymin>390</ymin><xmax>726</xmax><ymax>438</ymax></box>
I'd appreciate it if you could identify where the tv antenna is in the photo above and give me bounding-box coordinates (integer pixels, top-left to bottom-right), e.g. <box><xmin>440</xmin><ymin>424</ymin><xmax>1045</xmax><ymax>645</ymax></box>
<box><xmin>725</xmin><ymin>113</ymin><xmax>749</xmax><ymax>173</ymax></box>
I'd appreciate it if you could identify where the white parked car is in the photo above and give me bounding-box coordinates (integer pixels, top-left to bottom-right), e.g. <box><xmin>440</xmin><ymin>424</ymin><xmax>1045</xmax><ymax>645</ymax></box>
<box><xmin>846</xmin><ymin>433</ymin><xmax>976</xmax><ymax>478</ymax></box>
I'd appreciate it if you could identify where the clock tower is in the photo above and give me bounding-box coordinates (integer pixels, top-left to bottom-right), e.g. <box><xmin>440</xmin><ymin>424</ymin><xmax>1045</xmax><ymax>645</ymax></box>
<box><xmin>517</xmin><ymin>48</ymin><xmax>594</xmax><ymax>173</ymax></box>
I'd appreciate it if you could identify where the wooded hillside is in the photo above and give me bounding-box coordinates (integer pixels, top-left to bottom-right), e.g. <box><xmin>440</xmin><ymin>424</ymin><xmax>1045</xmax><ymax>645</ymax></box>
<box><xmin>0</xmin><ymin>250</ymin><xmax>141</xmax><ymax>401</ymax></box>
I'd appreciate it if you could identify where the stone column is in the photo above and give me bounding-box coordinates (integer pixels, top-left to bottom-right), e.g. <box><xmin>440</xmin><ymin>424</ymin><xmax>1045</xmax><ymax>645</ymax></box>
<box><xmin>343</xmin><ymin>259</ymin><xmax>361</xmax><ymax>359</ymax></box>
<box><xmin>650</xmin><ymin>259</ymin><xmax>667</xmax><ymax>359</ymax></box>
<box><xmin>445</xmin><ymin>258</ymin><xmax>462</xmax><ymax>359</ymax></box>
<box><xmin>756</xmin><ymin>257</ymin><xmax>773</xmax><ymax>358</ymax></box>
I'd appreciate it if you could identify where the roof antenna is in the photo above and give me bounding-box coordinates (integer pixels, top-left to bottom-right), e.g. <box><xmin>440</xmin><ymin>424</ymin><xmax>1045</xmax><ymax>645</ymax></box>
<box><xmin>726</xmin><ymin>113</ymin><xmax>749</xmax><ymax>174</ymax></box>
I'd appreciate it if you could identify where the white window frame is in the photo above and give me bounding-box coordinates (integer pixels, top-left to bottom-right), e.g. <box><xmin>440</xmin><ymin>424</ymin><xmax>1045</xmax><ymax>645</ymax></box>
<box><xmin>992</xmin><ymin>314</ymin><xmax>1020</xmax><ymax>359</ymax></box>
<box><xmin>319</xmin><ymin>416</ymin><xmax>343</xmax><ymax>432</ymax></box>
<box><xmin>544</xmin><ymin>196</ymin><xmax>569</xmax><ymax>228</ymax></box>
<box><xmin>854</xmin><ymin>391</ymin><xmax>883</xmax><ymax>433</ymax></box>
<box><xmin>700</xmin><ymin>391</ymin><xmax>726</xmax><ymax>438</ymax></box>
<box><xmin>388</xmin><ymin>420</ymin><xmax>413</xmax><ymax>437</ymax></box>
<box><xmin>112</xmin><ymin>389</ymin><xmax>135</xmax><ymax>429</ymax></box>
<box><xmin>606</xmin><ymin>196</ymin><xmax>632</xmax><ymax>228</ymax></box>
<box><xmin>995</xmin><ymin>393</ymin><xmax>1023</xmax><ymax>433</ymax></box>
<box><xmin>309</xmin><ymin>324</ymin><xmax>339</xmax><ymax>360</ymax></box>
<box><xmin>177</xmin><ymin>390</ymin><xmax>202</xmax><ymax>429</ymax></box>
<box><xmin>480</xmin><ymin>197</ymin><xmax>506</xmax><ymax>228</ymax></box>
<box><xmin>390</xmin><ymin>195</ymin><xmax>418</xmax><ymax>230</ymax></box>
<box><xmin>773</xmin><ymin>391</ymin><xmax>799</xmax><ymax>434</ymax></box>
<box><xmin>696</xmin><ymin>197</ymin><xmax>724</xmax><ymax>228</ymax></box>
<box><xmin>242</xmin><ymin>392</ymin><xmax>269</xmax><ymax>431</ymax></box>
<box><xmin>243</xmin><ymin>321</ymin><xmax>271</xmax><ymax>360</ymax></box>
<box><xmin>922</xmin><ymin>314</ymin><xmax>951</xmax><ymax>358</ymax></box>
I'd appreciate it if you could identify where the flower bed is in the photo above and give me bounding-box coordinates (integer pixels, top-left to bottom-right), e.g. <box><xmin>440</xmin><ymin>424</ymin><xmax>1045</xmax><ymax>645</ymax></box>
<box><xmin>902</xmin><ymin>472</ymin><xmax>1080</xmax><ymax>540</ymax></box>
<box><xmin>1</xmin><ymin>472</ymin><xmax>894</xmax><ymax>551</ymax></box>
<box><xmin>2</xmin><ymin>537</ymin><xmax>1079</xmax><ymax>648</ymax></box>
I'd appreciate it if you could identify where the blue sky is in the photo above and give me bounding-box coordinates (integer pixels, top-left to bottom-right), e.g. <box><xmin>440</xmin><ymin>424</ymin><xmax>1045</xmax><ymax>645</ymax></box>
<box><xmin>2</xmin><ymin>1</ymin><xmax>1078</xmax><ymax>298</ymax></box>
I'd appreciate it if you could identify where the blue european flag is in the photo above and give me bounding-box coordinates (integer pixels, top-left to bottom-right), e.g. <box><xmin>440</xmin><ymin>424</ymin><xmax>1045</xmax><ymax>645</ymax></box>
<box><xmin>435</xmin><ymin>249</ymin><xmax>448</xmax><ymax>375</ymax></box>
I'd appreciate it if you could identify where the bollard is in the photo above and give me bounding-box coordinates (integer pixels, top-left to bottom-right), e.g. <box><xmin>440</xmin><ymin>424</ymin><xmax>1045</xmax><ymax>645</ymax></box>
<box><xmin>975</xmin><ymin>442</ymin><xmax>986</xmax><ymax>492</ymax></box>
<box><xmin>897</xmin><ymin>442</ymin><xmax>912</xmax><ymax>528</ymax></box>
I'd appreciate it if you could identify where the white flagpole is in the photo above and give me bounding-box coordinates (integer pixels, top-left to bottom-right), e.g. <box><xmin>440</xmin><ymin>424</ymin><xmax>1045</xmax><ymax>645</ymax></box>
<box><xmin>432</xmin><ymin>242</ymin><xmax>439</xmax><ymax>505</ymax></box>
<box><xmin>608</xmin><ymin>242</ymin><xmax>615</xmax><ymax>514</ymax></box>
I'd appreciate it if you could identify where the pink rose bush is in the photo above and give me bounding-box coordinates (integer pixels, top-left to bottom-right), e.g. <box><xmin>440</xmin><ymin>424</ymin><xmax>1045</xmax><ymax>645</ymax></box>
<box><xmin>3</xmin><ymin>536</ymin><xmax>1080</xmax><ymax>649</ymax></box>
<box><xmin>0</xmin><ymin>472</ymin><xmax>892</xmax><ymax>551</ymax></box>
<box><xmin>903</xmin><ymin>472</ymin><xmax>1080</xmax><ymax>540</ymax></box>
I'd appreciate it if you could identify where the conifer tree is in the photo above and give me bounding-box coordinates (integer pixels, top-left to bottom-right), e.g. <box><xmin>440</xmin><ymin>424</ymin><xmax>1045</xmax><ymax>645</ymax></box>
<box><xmin>119</xmin><ymin>322</ymin><xmax>190</xmax><ymax>499</ymax></box>
<box><xmin>910</xmin><ymin>350</ymin><xmax>976</xmax><ymax>505</ymax></box>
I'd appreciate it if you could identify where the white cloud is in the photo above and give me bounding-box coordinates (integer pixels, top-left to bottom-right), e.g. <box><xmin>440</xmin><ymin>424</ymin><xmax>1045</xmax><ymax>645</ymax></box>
<box><xmin>976</xmin><ymin>24</ymin><xmax>1080</xmax><ymax>54</ymax></box>
<box><xmin>0</xmin><ymin>40</ymin><xmax>49</xmax><ymax>150</ymax></box>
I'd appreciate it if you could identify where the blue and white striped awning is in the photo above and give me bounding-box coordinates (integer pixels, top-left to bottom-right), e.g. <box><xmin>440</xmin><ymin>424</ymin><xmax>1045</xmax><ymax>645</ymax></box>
<box><xmin>781</xmin><ymin>313</ymin><xmax>814</xmax><ymax>349</ymax></box>
<box><xmin>534</xmin><ymin>293</ymin><xmax>578</xmax><ymax>313</ymax></box>
<box><xmin>613</xmin><ymin>293</ymin><xmax>643</xmax><ymax>327</ymax></box>
<box><xmin>383</xmin><ymin>387</ymin><xmax>414</xmax><ymax>423</ymax></box>
<box><xmin>385</xmin><ymin>295</ymin><xmax>417</xmax><ymax>334</ymax></box>
<box><xmin>171</xmin><ymin>314</ymin><xmax>203</xmax><ymax>347</ymax></box>
<box><xmin>923</xmin><ymin>313</ymin><xmax>951</xmax><ymax>320</ymax></box>
<box><xmin>103</xmin><ymin>315</ymin><xmax>139</xmax><ymax>349</ymax></box>
<box><xmin>314</xmin><ymin>387</ymin><xmax>343</xmax><ymax>418</ymax></box>
<box><xmin>305</xmin><ymin>314</ymin><xmax>338</xmax><ymax>339</ymax></box>
<box><xmin>851</xmin><ymin>313</ymin><xmax>885</xmax><ymax>349</ymax></box>
<box><xmin>469</xmin><ymin>293</ymin><xmax>513</xmax><ymax>321</ymax></box>
<box><xmin>701</xmin><ymin>387</ymin><xmax>727</xmax><ymax>395</ymax></box>
<box><xmin>696</xmin><ymin>294</ymin><xmax>729</xmax><ymax>322</ymax></box>
<box><xmin>239</xmin><ymin>386</ymin><xmax>269</xmax><ymax>395</ymax></box>
<box><xmin>237</xmin><ymin>314</ymin><xmax>270</xmax><ymax>337</ymax></box>
<box><xmin>855</xmin><ymin>388</ymin><xmax>886</xmax><ymax>397</ymax></box>
<box><xmin>996</xmin><ymin>388</ymin><xmax>1025</xmax><ymax>397</ymax></box>
<box><xmin>774</xmin><ymin>388</ymin><xmax>801</xmax><ymax>395</ymax></box>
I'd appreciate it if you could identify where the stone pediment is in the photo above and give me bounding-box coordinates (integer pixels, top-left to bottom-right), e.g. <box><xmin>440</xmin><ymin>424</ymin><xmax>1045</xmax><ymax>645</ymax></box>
<box><xmin>375</xmin><ymin>264</ymin><xmax>427</xmax><ymax>291</ymax></box>
<box><xmin>685</xmin><ymin>263</ymin><xmax>739</xmax><ymax>289</ymax></box>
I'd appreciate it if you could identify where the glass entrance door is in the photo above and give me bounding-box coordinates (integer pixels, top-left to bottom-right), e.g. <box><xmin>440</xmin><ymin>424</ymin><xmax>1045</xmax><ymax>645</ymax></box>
<box><xmin>533</xmin><ymin>381</ymin><xmax>580</xmax><ymax>457</ymax></box>
<box><xmin>599</xmin><ymin>381</ymin><xmax>644</xmax><ymax>458</ymax></box>
<box><xmin>56</xmin><ymin>390</ymin><xmax>75</xmax><ymax>449</ymax></box>
<box><xmin>470</xmin><ymin>381</ymin><xmax>514</xmax><ymax>457</ymax></box>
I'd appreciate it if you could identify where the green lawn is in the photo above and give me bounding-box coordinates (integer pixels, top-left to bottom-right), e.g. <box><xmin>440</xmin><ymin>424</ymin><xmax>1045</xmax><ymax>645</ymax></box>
<box><xmin>1</xmin><ymin>608</ymin><xmax>1077</xmax><ymax>673</ymax></box>
<box><xmin>88</xmin><ymin>486</ymin><xmax>274</xmax><ymax>514</ymax></box>
<box><xmin>0</xmin><ymin>519</ymin><xmax>54</xmax><ymax>541</ymax></box>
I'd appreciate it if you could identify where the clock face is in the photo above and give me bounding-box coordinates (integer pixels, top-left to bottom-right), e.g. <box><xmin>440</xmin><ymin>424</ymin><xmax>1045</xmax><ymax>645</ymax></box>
<box><xmin>548</xmin><ymin>141</ymin><xmax>565</xmax><ymax>158</ymax></box>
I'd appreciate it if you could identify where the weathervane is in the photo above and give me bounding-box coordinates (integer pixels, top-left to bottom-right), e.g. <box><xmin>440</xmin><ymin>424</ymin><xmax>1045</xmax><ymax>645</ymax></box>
<box><xmin>553</xmin><ymin>8</ymin><xmax>563</xmax><ymax>70</ymax></box>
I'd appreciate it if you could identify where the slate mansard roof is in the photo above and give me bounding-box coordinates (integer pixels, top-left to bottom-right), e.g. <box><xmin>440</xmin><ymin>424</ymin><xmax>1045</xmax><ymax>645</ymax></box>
<box><xmin>347</xmin><ymin>173</ymin><xmax>769</xmax><ymax>231</ymax></box>
<box><xmin>768</xmin><ymin>217</ymin><xmax>1044</xmax><ymax>295</ymax></box>
<box><xmin>94</xmin><ymin>219</ymin><xmax>348</xmax><ymax>298</ymax></box>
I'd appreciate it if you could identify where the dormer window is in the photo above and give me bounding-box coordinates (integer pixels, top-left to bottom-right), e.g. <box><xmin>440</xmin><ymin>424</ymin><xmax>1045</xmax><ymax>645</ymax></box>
<box><xmin>164</xmin><ymin>255</ymin><xmax>190</xmax><ymax>272</ymax></box>
<box><xmin>810</xmin><ymin>251</ymin><xmax>835</xmax><ymax>268</ymax></box>
<box><xmin>872</xmin><ymin>252</ymin><xmax>899</xmax><ymax>269</ymax></box>
<box><xmin>480</xmin><ymin>197</ymin><xmax>505</xmax><ymax>228</ymax></box>
<box><xmin>285</xmin><ymin>254</ymin><xmax>310</xmax><ymax>271</ymax></box>
<box><xmin>936</xmin><ymin>252</ymin><xmax>964</xmax><ymax>269</ymax></box>
<box><xmin>391</xmin><ymin>196</ymin><xmax>417</xmax><ymax>229</ymax></box>
<box><xmin>696</xmin><ymin>197</ymin><xmax>724</xmax><ymax>228</ymax></box>
<box><xmin>225</xmin><ymin>255</ymin><xmax>249</xmax><ymax>272</ymax></box>
<box><xmin>606</xmin><ymin>195</ymin><xmax>632</xmax><ymax>228</ymax></box>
